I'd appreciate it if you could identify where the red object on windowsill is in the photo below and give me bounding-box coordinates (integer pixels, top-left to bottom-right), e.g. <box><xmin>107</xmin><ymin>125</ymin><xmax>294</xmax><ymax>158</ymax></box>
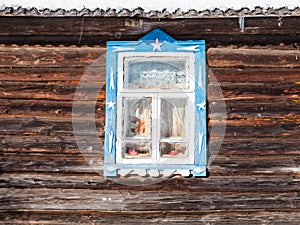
<box><xmin>169</xmin><ymin>150</ymin><xmax>179</xmax><ymax>156</ymax></box>
<box><xmin>128</xmin><ymin>149</ymin><xmax>139</xmax><ymax>156</ymax></box>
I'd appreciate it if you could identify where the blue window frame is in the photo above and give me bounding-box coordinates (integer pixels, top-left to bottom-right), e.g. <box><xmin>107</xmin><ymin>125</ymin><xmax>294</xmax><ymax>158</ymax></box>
<box><xmin>104</xmin><ymin>29</ymin><xmax>206</xmax><ymax>177</ymax></box>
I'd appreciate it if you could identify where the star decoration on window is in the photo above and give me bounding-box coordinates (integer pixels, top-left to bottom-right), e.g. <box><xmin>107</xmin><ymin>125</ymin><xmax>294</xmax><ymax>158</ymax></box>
<box><xmin>106</xmin><ymin>101</ymin><xmax>115</xmax><ymax>109</ymax></box>
<box><xmin>150</xmin><ymin>38</ymin><xmax>163</xmax><ymax>51</ymax></box>
<box><xmin>196</xmin><ymin>102</ymin><xmax>206</xmax><ymax>110</ymax></box>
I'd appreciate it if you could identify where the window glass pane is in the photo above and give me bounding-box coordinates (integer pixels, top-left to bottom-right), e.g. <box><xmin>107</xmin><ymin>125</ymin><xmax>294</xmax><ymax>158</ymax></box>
<box><xmin>123</xmin><ymin>142</ymin><xmax>151</xmax><ymax>159</ymax></box>
<box><xmin>124</xmin><ymin>57</ymin><xmax>189</xmax><ymax>89</ymax></box>
<box><xmin>122</xmin><ymin>97</ymin><xmax>152</xmax><ymax>138</ymax></box>
<box><xmin>160</xmin><ymin>98</ymin><xmax>186</xmax><ymax>138</ymax></box>
<box><xmin>159</xmin><ymin>142</ymin><xmax>187</xmax><ymax>157</ymax></box>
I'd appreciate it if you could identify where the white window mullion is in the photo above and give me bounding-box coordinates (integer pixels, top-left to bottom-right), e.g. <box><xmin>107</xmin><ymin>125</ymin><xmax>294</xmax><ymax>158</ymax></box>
<box><xmin>154</xmin><ymin>93</ymin><xmax>161</xmax><ymax>162</ymax></box>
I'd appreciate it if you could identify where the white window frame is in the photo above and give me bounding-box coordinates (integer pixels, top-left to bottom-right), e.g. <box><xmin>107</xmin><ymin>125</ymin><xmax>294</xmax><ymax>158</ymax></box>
<box><xmin>116</xmin><ymin>52</ymin><xmax>195</xmax><ymax>165</ymax></box>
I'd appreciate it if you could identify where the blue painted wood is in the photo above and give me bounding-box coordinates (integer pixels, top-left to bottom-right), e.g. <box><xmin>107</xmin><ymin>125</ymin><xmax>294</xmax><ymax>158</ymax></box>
<box><xmin>140</xmin><ymin>29</ymin><xmax>176</xmax><ymax>42</ymax></box>
<box><xmin>104</xmin><ymin>29</ymin><xmax>206</xmax><ymax>177</ymax></box>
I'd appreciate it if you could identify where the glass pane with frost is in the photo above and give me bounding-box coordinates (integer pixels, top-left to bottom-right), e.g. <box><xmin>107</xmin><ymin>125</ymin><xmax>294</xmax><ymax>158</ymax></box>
<box><xmin>124</xmin><ymin>57</ymin><xmax>189</xmax><ymax>89</ymax></box>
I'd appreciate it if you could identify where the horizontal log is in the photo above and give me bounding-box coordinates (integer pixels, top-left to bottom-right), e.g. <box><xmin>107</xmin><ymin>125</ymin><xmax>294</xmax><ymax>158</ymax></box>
<box><xmin>0</xmin><ymin>116</ymin><xmax>104</xmax><ymax>136</ymax></box>
<box><xmin>1</xmin><ymin>210</ymin><xmax>300</xmax><ymax>225</ymax></box>
<box><xmin>211</xmin><ymin>67</ymin><xmax>300</xmax><ymax>83</ymax></box>
<box><xmin>2</xmin><ymin>34</ymin><xmax>300</xmax><ymax>48</ymax></box>
<box><xmin>212</xmin><ymin>121</ymin><xmax>300</xmax><ymax>139</ymax></box>
<box><xmin>0</xmin><ymin>172</ymin><xmax>299</xmax><ymax>193</ymax></box>
<box><xmin>0</xmin><ymin>117</ymin><xmax>299</xmax><ymax>146</ymax></box>
<box><xmin>207</xmin><ymin>48</ymin><xmax>300</xmax><ymax>68</ymax></box>
<box><xmin>0</xmin><ymin>188</ymin><xmax>299</xmax><ymax>211</ymax></box>
<box><xmin>0</xmin><ymin>99</ymin><xmax>105</xmax><ymax>118</ymax></box>
<box><xmin>209</xmin><ymin>82</ymin><xmax>300</xmax><ymax>97</ymax></box>
<box><xmin>0</xmin><ymin>114</ymin><xmax>299</xmax><ymax>138</ymax></box>
<box><xmin>209</xmin><ymin>92</ymin><xmax>300</xmax><ymax>104</ymax></box>
<box><xmin>1</xmin><ymin>66</ymin><xmax>299</xmax><ymax>84</ymax></box>
<box><xmin>0</xmin><ymin>46</ymin><xmax>105</xmax><ymax>67</ymax></box>
<box><xmin>0</xmin><ymin>134</ymin><xmax>102</xmax><ymax>154</ymax></box>
<box><xmin>0</xmin><ymin>81</ymin><xmax>106</xmax><ymax>101</ymax></box>
<box><xmin>0</xmin><ymin>153</ymin><xmax>94</xmax><ymax>174</ymax></box>
<box><xmin>0</xmin><ymin>97</ymin><xmax>298</xmax><ymax>120</ymax></box>
<box><xmin>0</xmin><ymin>17</ymin><xmax>300</xmax><ymax>46</ymax></box>
<box><xmin>1</xmin><ymin>47</ymin><xmax>299</xmax><ymax>71</ymax></box>
<box><xmin>1</xmin><ymin>134</ymin><xmax>300</xmax><ymax>166</ymax></box>
<box><xmin>1</xmin><ymin>151</ymin><xmax>299</xmax><ymax>176</ymax></box>
<box><xmin>209</xmin><ymin>94</ymin><xmax>300</xmax><ymax>105</ymax></box>
<box><xmin>0</xmin><ymin>79</ymin><xmax>298</xmax><ymax>102</ymax></box>
<box><xmin>0</xmin><ymin>16</ymin><xmax>287</xmax><ymax>37</ymax></box>
<box><xmin>211</xmin><ymin>155</ymin><xmax>300</xmax><ymax>176</ymax></box>
<box><xmin>219</xmin><ymin>138</ymin><xmax>300</xmax><ymax>155</ymax></box>
<box><xmin>221</xmin><ymin>99</ymin><xmax>300</xmax><ymax>117</ymax></box>
<box><xmin>0</xmin><ymin>67</ymin><xmax>106</xmax><ymax>82</ymax></box>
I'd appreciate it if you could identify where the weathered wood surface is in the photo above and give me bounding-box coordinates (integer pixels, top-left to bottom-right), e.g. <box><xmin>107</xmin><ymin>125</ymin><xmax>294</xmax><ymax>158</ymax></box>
<box><xmin>1</xmin><ymin>210</ymin><xmax>300</xmax><ymax>225</ymax></box>
<box><xmin>208</xmin><ymin>48</ymin><xmax>300</xmax><ymax>68</ymax></box>
<box><xmin>1</xmin><ymin>153</ymin><xmax>299</xmax><ymax>176</ymax></box>
<box><xmin>0</xmin><ymin>45</ymin><xmax>299</xmax><ymax>224</ymax></box>
<box><xmin>0</xmin><ymin>17</ymin><xmax>300</xmax><ymax>46</ymax></box>
<box><xmin>1</xmin><ymin>172</ymin><xmax>299</xmax><ymax>191</ymax></box>
<box><xmin>1</xmin><ymin>187</ymin><xmax>299</xmax><ymax>210</ymax></box>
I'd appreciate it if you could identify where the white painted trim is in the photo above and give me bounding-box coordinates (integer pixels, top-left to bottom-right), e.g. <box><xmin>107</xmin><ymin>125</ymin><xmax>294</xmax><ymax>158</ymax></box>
<box><xmin>198</xmin><ymin>65</ymin><xmax>202</xmax><ymax>90</ymax></box>
<box><xmin>118</xmin><ymin>52</ymin><xmax>195</xmax><ymax>93</ymax></box>
<box><xmin>109</xmin><ymin>67</ymin><xmax>114</xmax><ymax>90</ymax></box>
<box><xmin>116</xmin><ymin>52</ymin><xmax>196</xmax><ymax>165</ymax></box>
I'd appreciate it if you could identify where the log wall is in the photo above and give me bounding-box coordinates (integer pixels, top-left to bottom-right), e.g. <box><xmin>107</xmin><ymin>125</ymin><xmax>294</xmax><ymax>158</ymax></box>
<box><xmin>0</xmin><ymin>42</ymin><xmax>300</xmax><ymax>223</ymax></box>
<box><xmin>0</xmin><ymin>16</ymin><xmax>300</xmax><ymax>46</ymax></box>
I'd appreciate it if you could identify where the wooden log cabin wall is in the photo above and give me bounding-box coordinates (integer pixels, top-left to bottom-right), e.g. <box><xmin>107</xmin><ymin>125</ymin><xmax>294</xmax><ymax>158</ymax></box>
<box><xmin>0</xmin><ymin>7</ymin><xmax>300</xmax><ymax>224</ymax></box>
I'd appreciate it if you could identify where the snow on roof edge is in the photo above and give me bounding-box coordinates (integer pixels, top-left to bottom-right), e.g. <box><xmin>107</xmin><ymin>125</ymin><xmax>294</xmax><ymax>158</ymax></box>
<box><xmin>0</xmin><ymin>0</ymin><xmax>299</xmax><ymax>12</ymax></box>
<box><xmin>1</xmin><ymin>6</ymin><xmax>300</xmax><ymax>18</ymax></box>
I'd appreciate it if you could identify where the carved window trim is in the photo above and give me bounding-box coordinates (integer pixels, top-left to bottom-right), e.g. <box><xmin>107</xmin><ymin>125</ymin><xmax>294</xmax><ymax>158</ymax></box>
<box><xmin>104</xmin><ymin>29</ymin><xmax>207</xmax><ymax>177</ymax></box>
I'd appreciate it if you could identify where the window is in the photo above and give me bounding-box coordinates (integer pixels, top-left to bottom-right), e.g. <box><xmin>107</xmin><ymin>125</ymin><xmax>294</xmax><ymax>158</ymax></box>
<box><xmin>104</xmin><ymin>29</ymin><xmax>207</xmax><ymax>177</ymax></box>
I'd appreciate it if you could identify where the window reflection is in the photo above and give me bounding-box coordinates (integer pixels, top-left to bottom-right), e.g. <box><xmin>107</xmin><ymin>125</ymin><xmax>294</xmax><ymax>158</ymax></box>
<box><xmin>122</xmin><ymin>97</ymin><xmax>152</xmax><ymax>138</ymax></box>
<box><xmin>160</xmin><ymin>98</ymin><xmax>186</xmax><ymax>138</ymax></box>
